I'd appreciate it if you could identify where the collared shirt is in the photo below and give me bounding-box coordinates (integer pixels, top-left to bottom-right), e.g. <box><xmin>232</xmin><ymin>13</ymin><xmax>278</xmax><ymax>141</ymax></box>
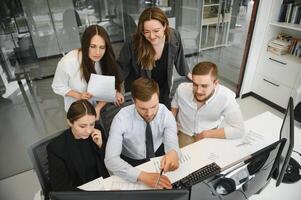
<box><xmin>105</xmin><ymin>104</ymin><xmax>179</xmax><ymax>183</ymax></box>
<box><xmin>51</xmin><ymin>49</ymin><xmax>101</xmax><ymax>111</ymax></box>
<box><xmin>171</xmin><ymin>83</ymin><xmax>245</xmax><ymax>138</ymax></box>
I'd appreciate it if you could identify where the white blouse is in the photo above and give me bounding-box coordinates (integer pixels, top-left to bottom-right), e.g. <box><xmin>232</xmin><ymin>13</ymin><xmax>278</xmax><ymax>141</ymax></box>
<box><xmin>52</xmin><ymin>49</ymin><xmax>101</xmax><ymax>111</ymax></box>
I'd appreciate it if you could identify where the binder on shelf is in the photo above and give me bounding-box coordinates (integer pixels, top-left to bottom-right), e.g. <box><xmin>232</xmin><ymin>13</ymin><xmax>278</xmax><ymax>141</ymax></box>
<box><xmin>294</xmin><ymin>7</ymin><xmax>301</xmax><ymax>24</ymax></box>
<box><xmin>285</xmin><ymin>3</ymin><xmax>293</xmax><ymax>22</ymax></box>
<box><xmin>278</xmin><ymin>0</ymin><xmax>301</xmax><ymax>24</ymax></box>
<box><xmin>278</xmin><ymin>3</ymin><xmax>288</xmax><ymax>22</ymax></box>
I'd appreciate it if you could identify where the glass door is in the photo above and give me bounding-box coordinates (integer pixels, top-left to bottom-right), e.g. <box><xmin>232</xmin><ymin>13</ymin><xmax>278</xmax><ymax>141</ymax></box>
<box><xmin>21</xmin><ymin>0</ymin><xmax>62</xmax><ymax>58</ymax></box>
<box><xmin>47</xmin><ymin>0</ymin><xmax>81</xmax><ymax>54</ymax></box>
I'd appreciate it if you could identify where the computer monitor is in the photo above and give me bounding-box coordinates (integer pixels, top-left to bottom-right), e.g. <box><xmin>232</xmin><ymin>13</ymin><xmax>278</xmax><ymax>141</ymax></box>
<box><xmin>276</xmin><ymin>97</ymin><xmax>295</xmax><ymax>187</ymax></box>
<box><xmin>206</xmin><ymin>138</ymin><xmax>285</xmax><ymax>199</ymax></box>
<box><xmin>239</xmin><ymin>138</ymin><xmax>285</xmax><ymax>198</ymax></box>
<box><xmin>50</xmin><ymin>189</ymin><xmax>190</xmax><ymax>200</ymax></box>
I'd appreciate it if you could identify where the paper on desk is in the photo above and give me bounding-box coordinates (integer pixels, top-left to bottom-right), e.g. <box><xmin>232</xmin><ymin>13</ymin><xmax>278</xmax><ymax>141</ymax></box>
<box><xmin>78</xmin><ymin>177</ymin><xmax>105</xmax><ymax>191</ymax></box>
<box><xmin>87</xmin><ymin>74</ymin><xmax>115</xmax><ymax>102</ymax></box>
<box><xmin>237</xmin><ymin>130</ymin><xmax>266</xmax><ymax>153</ymax></box>
<box><xmin>151</xmin><ymin>151</ymin><xmax>193</xmax><ymax>183</ymax></box>
<box><xmin>108</xmin><ymin>176</ymin><xmax>152</xmax><ymax>190</ymax></box>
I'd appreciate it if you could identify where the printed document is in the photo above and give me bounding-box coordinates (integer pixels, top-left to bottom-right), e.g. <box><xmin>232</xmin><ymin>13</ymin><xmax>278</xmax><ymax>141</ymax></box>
<box><xmin>87</xmin><ymin>74</ymin><xmax>115</xmax><ymax>102</ymax></box>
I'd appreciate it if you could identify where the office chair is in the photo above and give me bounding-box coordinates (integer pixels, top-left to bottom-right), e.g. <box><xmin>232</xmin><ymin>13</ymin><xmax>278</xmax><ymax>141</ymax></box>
<box><xmin>100</xmin><ymin>92</ymin><xmax>133</xmax><ymax>137</ymax></box>
<box><xmin>27</xmin><ymin>130</ymin><xmax>65</xmax><ymax>200</ymax></box>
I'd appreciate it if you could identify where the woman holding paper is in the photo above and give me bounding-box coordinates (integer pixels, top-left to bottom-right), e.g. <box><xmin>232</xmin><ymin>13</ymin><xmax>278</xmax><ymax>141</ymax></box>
<box><xmin>52</xmin><ymin>25</ymin><xmax>123</xmax><ymax>117</ymax></box>
<box><xmin>117</xmin><ymin>7</ymin><xmax>191</xmax><ymax>109</ymax></box>
<box><xmin>47</xmin><ymin>100</ymin><xmax>110</xmax><ymax>191</ymax></box>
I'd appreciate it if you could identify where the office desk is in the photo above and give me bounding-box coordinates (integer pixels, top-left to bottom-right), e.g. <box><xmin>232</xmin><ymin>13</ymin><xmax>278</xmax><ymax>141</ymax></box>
<box><xmin>79</xmin><ymin>112</ymin><xmax>301</xmax><ymax>196</ymax></box>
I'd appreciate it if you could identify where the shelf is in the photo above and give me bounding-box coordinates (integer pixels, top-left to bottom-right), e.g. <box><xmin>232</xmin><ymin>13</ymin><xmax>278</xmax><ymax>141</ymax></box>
<box><xmin>269</xmin><ymin>22</ymin><xmax>301</xmax><ymax>31</ymax></box>
<box><xmin>203</xmin><ymin>15</ymin><xmax>231</xmax><ymax>25</ymax></box>
<box><xmin>204</xmin><ymin>4</ymin><xmax>220</xmax><ymax>7</ymax></box>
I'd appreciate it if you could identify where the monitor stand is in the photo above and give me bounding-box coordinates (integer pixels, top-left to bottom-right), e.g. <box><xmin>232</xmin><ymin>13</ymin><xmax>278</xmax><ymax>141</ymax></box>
<box><xmin>282</xmin><ymin>157</ymin><xmax>301</xmax><ymax>183</ymax></box>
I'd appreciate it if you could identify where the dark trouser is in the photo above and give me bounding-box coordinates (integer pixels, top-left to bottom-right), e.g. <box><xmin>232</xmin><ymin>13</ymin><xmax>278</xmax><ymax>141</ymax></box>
<box><xmin>121</xmin><ymin>143</ymin><xmax>165</xmax><ymax>167</ymax></box>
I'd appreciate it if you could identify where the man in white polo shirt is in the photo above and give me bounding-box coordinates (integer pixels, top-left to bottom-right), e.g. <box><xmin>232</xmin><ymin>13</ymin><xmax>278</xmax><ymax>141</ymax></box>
<box><xmin>171</xmin><ymin>61</ymin><xmax>245</xmax><ymax>147</ymax></box>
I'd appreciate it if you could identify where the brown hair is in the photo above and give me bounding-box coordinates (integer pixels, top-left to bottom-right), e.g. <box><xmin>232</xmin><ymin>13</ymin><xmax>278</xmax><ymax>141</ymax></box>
<box><xmin>192</xmin><ymin>61</ymin><xmax>218</xmax><ymax>81</ymax></box>
<box><xmin>133</xmin><ymin>7</ymin><xmax>170</xmax><ymax>70</ymax></box>
<box><xmin>67</xmin><ymin>100</ymin><xmax>96</xmax><ymax>124</ymax></box>
<box><xmin>80</xmin><ymin>25</ymin><xmax>122</xmax><ymax>91</ymax></box>
<box><xmin>131</xmin><ymin>77</ymin><xmax>159</xmax><ymax>101</ymax></box>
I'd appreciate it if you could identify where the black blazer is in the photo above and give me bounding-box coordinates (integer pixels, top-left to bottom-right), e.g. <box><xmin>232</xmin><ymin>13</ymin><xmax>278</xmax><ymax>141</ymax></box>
<box><xmin>47</xmin><ymin>125</ymin><xmax>110</xmax><ymax>191</ymax></box>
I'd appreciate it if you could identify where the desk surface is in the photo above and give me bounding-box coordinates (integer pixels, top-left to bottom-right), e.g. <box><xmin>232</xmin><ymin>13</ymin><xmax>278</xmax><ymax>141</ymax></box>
<box><xmin>79</xmin><ymin>112</ymin><xmax>301</xmax><ymax>194</ymax></box>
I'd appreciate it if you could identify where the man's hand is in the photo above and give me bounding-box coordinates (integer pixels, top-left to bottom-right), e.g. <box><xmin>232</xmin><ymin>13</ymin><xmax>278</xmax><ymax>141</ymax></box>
<box><xmin>194</xmin><ymin>131</ymin><xmax>207</xmax><ymax>141</ymax></box>
<box><xmin>160</xmin><ymin>150</ymin><xmax>179</xmax><ymax>172</ymax></box>
<box><xmin>138</xmin><ymin>171</ymin><xmax>172</xmax><ymax>189</ymax></box>
<box><xmin>194</xmin><ymin>128</ymin><xmax>225</xmax><ymax>140</ymax></box>
<box><xmin>91</xmin><ymin>128</ymin><xmax>103</xmax><ymax>148</ymax></box>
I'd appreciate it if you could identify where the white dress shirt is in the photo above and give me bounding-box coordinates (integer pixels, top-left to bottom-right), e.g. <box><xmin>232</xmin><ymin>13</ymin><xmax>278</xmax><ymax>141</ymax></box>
<box><xmin>171</xmin><ymin>83</ymin><xmax>245</xmax><ymax>138</ymax></box>
<box><xmin>51</xmin><ymin>49</ymin><xmax>101</xmax><ymax>111</ymax></box>
<box><xmin>105</xmin><ymin>104</ymin><xmax>179</xmax><ymax>183</ymax></box>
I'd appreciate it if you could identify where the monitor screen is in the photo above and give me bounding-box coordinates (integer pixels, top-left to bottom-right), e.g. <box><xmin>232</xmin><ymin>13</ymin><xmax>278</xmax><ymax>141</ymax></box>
<box><xmin>276</xmin><ymin>97</ymin><xmax>294</xmax><ymax>187</ymax></box>
<box><xmin>242</xmin><ymin>138</ymin><xmax>286</xmax><ymax>197</ymax></box>
<box><xmin>50</xmin><ymin>189</ymin><xmax>190</xmax><ymax>200</ymax></box>
<box><xmin>206</xmin><ymin>138</ymin><xmax>285</xmax><ymax>198</ymax></box>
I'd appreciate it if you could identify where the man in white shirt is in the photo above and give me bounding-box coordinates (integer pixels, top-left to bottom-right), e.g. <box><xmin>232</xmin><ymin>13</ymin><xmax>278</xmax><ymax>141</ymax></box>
<box><xmin>171</xmin><ymin>61</ymin><xmax>245</xmax><ymax>147</ymax></box>
<box><xmin>105</xmin><ymin>78</ymin><xmax>180</xmax><ymax>189</ymax></box>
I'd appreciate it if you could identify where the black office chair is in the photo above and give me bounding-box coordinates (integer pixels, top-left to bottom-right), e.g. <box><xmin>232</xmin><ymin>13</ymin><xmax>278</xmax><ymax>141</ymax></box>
<box><xmin>100</xmin><ymin>92</ymin><xmax>133</xmax><ymax>137</ymax></box>
<box><xmin>27</xmin><ymin>130</ymin><xmax>65</xmax><ymax>200</ymax></box>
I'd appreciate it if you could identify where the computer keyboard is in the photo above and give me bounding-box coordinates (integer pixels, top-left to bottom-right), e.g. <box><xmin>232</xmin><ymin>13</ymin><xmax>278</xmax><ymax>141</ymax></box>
<box><xmin>172</xmin><ymin>162</ymin><xmax>221</xmax><ymax>189</ymax></box>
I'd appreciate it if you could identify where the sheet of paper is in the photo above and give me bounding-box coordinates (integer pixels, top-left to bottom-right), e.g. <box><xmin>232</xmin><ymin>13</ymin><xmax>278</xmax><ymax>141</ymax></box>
<box><xmin>87</xmin><ymin>74</ymin><xmax>115</xmax><ymax>102</ymax></box>
<box><xmin>151</xmin><ymin>151</ymin><xmax>193</xmax><ymax>183</ymax></box>
<box><xmin>236</xmin><ymin>130</ymin><xmax>266</xmax><ymax>153</ymax></box>
<box><xmin>78</xmin><ymin>177</ymin><xmax>105</xmax><ymax>191</ymax></box>
<box><xmin>108</xmin><ymin>176</ymin><xmax>152</xmax><ymax>190</ymax></box>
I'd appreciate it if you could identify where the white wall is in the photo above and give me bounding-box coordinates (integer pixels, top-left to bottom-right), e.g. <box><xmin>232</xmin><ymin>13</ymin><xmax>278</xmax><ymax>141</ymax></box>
<box><xmin>240</xmin><ymin>0</ymin><xmax>273</xmax><ymax>96</ymax></box>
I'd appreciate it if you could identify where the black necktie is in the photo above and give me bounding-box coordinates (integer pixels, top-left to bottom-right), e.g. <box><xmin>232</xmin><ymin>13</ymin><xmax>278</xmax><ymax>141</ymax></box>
<box><xmin>145</xmin><ymin>122</ymin><xmax>155</xmax><ymax>158</ymax></box>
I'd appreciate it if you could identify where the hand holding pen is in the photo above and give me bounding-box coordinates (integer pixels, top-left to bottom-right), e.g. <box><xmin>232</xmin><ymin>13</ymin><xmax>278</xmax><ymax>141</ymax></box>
<box><xmin>155</xmin><ymin>168</ymin><xmax>164</xmax><ymax>188</ymax></box>
<box><xmin>137</xmin><ymin>170</ymin><xmax>172</xmax><ymax>189</ymax></box>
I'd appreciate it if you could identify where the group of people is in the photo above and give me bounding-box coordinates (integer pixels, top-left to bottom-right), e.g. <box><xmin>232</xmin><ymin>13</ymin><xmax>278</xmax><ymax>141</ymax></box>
<box><xmin>48</xmin><ymin>7</ymin><xmax>245</xmax><ymax>191</ymax></box>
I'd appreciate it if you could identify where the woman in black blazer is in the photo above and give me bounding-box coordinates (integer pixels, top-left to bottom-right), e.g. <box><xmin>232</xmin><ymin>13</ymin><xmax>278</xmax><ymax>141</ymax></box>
<box><xmin>47</xmin><ymin>100</ymin><xmax>110</xmax><ymax>191</ymax></box>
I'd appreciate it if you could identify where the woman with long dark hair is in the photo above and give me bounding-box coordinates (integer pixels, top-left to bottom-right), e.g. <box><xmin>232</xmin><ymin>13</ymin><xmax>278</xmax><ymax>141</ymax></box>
<box><xmin>52</xmin><ymin>25</ymin><xmax>123</xmax><ymax>118</ymax></box>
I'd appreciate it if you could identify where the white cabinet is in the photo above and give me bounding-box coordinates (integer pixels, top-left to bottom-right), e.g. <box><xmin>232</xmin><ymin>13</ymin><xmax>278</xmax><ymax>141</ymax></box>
<box><xmin>251</xmin><ymin>0</ymin><xmax>301</xmax><ymax>109</ymax></box>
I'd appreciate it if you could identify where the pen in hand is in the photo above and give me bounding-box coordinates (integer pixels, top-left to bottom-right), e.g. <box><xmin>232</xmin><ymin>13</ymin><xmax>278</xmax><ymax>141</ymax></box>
<box><xmin>155</xmin><ymin>168</ymin><xmax>164</xmax><ymax>188</ymax></box>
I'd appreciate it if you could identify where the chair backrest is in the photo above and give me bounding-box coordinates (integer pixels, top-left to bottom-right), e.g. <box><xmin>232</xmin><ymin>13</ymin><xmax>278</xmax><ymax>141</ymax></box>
<box><xmin>101</xmin><ymin>92</ymin><xmax>133</xmax><ymax>136</ymax></box>
<box><xmin>27</xmin><ymin>130</ymin><xmax>65</xmax><ymax>199</ymax></box>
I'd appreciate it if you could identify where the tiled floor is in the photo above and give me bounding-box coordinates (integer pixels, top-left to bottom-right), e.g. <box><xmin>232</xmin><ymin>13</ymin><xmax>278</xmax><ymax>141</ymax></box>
<box><xmin>0</xmin><ymin>95</ymin><xmax>288</xmax><ymax>200</ymax></box>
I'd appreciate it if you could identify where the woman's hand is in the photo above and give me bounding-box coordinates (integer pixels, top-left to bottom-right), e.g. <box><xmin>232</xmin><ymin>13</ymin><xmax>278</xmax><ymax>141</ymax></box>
<box><xmin>91</xmin><ymin>128</ymin><xmax>103</xmax><ymax>148</ymax></box>
<box><xmin>114</xmin><ymin>91</ymin><xmax>124</xmax><ymax>106</ymax></box>
<box><xmin>66</xmin><ymin>90</ymin><xmax>92</xmax><ymax>100</ymax></box>
<box><xmin>95</xmin><ymin>101</ymin><xmax>106</xmax><ymax>120</ymax></box>
<box><xmin>79</xmin><ymin>92</ymin><xmax>93</xmax><ymax>100</ymax></box>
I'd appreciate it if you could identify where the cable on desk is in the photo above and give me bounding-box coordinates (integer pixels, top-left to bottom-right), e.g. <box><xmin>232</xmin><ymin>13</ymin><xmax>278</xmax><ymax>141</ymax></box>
<box><xmin>237</xmin><ymin>189</ymin><xmax>249</xmax><ymax>200</ymax></box>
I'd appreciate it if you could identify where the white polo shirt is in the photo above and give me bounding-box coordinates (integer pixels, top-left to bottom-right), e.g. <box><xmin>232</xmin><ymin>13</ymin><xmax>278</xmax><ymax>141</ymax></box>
<box><xmin>171</xmin><ymin>83</ymin><xmax>245</xmax><ymax>139</ymax></box>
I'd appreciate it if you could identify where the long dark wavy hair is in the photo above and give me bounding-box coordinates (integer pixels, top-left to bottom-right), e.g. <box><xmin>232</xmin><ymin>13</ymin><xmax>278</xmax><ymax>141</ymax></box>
<box><xmin>80</xmin><ymin>25</ymin><xmax>121</xmax><ymax>91</ymax></box>
<box><xmin>133</xmin><ymin>7</ymin><xmax>171</xmax><ymax>70</ymax></box>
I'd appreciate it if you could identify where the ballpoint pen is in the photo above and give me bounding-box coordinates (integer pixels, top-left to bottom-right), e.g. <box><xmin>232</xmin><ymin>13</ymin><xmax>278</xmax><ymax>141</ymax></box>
<box><xmin>155</xmin><ymin>168</ymin><xmax>164</xmax><ymax>188</ymax></box>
